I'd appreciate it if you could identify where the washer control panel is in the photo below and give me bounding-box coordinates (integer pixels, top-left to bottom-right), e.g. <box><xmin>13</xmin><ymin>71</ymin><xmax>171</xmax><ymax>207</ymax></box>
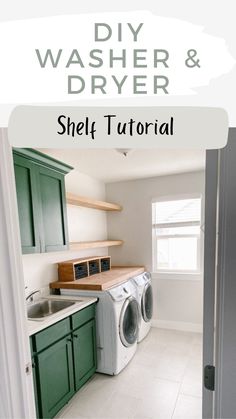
<box><xmin>108</xmin><ymin>281</ymin><xmax>135</xmax><ymax>301</ymax></box>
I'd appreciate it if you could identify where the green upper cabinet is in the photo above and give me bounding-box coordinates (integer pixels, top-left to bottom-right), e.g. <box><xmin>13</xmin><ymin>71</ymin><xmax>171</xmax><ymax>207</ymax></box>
<box><xmin>37</xmin><ymin>165</ymin><xmax>69</xmax><ymax>252</ymax></box>
<box><xmin>14</xmin><ymin>154</ymin><xmax>41</xmax><ymax>254</ymax></box>
<box><xmin>13</xmin><ymin>149</ymin><xmax>73</xmax><ymax>254</ymax></box>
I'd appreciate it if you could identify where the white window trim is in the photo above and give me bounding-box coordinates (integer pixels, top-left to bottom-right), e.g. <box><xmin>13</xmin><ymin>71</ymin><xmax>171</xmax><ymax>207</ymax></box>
<box><xmin>152</xmin><ymin>194</ymin><xmax>203</xmax><ymax>276</ymax></box>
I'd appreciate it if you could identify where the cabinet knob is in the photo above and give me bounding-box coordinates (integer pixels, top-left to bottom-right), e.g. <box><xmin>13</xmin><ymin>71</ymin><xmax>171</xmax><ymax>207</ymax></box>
<box><xmin>67</xmin><ymin>338</ymin><xmax>73</xmax><ymax>342</ymax></box>
<box><xmin>73</xmin><ymin>334</ymin><xmax>78</xmax><ymax>339</ymax></box>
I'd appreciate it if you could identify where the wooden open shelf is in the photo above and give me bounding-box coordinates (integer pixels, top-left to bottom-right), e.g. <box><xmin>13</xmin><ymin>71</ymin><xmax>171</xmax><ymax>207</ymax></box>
<box><xmin>69</xmin><ymin>240</ymin><xmax>124</xmax><ymax>250</ymax></box>
<box><xmin>66</xmin><ymin>193</ymin><xmax>122</xmax><ymax>211</ymax></box>
<box><xmin>67</xmin><ymin>194</ymin><xmax>123</xmax><ymax>251</ymax></box>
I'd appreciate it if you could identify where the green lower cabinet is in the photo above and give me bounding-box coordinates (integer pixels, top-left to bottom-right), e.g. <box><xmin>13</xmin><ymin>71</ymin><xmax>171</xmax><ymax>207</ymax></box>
<box><xmin>31</xmin><ymin>304</ymin><xmax>97</xmax><ymax>419</ymax></box>
<box><xmin>37</xmin><ymin>337</ymin><xmax>75</xmax><ymax>419</ymax></box>
<box><xmin>73</xmin><ymin>319</ymin><xmax>97</xmax><ymax>391</ymax></box>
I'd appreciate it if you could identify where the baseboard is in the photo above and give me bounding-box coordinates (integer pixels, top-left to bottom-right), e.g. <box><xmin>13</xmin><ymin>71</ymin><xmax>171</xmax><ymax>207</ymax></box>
<box><xmin>152</xmin><ymin>319</ymin><xmax>203</xmax><ymax>333</ymax></box>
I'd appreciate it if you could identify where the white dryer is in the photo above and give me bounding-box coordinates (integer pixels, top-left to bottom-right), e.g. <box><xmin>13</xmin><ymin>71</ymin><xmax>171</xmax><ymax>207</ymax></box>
<box><xmin>61</xmin><ymin>280</ymin><xmax>140</xmax><ymax>375</ymax></box>
<box><xmin>131</xmin><ymin>272</ymin><xmax>153</xmax><ymax>342</ymax></box>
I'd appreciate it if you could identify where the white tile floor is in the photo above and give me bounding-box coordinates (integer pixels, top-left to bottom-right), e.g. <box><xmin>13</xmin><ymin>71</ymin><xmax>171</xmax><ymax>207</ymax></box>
<box><xmin>57</xmin><ymin>328</ymin><xmax>202</xmax><ymax>419</ymax></box>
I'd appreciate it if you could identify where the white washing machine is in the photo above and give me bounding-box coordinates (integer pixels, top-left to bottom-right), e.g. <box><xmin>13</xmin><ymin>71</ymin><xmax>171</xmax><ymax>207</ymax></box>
<box><xmin>131</xmin><ymin>272</ymin><xmax>153</xmax><ymax>342</ymax></box>
<box><xmin>61</xmin><ymin>280</ymin><xmax>140</xmax><ymax>375</ymax></box>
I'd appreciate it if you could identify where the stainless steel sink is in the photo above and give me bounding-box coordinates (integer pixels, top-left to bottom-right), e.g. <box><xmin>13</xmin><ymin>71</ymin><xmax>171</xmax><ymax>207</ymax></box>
<box><xmin>27</xmin><ymin>299</ymin><xmax>76</xmax><ymax>320</ymax></box>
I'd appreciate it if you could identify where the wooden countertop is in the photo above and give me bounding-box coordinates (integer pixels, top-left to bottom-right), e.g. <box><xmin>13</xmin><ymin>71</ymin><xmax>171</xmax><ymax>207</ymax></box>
<box><xmin>50</xmin><ymin>266</ymin><xmax>145</xmax><ymax>291</ymax></box>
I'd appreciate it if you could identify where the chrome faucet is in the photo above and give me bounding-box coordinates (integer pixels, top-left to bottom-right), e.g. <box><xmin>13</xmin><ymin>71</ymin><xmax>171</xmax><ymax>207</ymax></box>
<box><xmin>26</xmin><ymin>290</ymin><xmax>40</xmax><ymax>303</ymax></box>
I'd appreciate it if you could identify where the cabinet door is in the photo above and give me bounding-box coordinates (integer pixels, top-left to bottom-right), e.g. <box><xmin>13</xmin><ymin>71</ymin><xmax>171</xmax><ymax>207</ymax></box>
<box><xmin>37</xmin><ymin>336</ymin><xmax>74</xmax><ymax>419</ymax></box>
<box><xmin>73</xmin><ymin>319</ymin><xmax>97</xmax><ymax>391</ymax></box>
<box><xmin>37</xmin><ymin>166</ymin><xmax>69</xmax><ymax>252</ymax></box>
<box><xmin>13</xmin><ymin>154</ymin><xmax>40</xmax><ymax>254</ymax></box>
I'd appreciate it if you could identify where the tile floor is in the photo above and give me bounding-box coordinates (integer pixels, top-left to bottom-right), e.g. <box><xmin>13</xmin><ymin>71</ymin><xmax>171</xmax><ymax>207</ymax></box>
<box><xmin>57</xmin><ymin>328</ymin><xmax>202</xmax><ymax>419</ymax></box>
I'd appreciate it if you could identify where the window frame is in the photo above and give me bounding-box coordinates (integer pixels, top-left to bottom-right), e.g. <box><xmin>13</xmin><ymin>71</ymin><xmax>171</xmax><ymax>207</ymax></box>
<box><xmin>152</xmin><ymin>194</ymin><xmax>203</xmax><ymax>275</ymax></box>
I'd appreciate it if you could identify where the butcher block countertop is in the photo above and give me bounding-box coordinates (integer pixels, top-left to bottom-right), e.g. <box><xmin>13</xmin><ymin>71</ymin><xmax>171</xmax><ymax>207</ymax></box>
<box><xmin>50</xmin><ymin>266</ymin><xmax>145</xmax><ymax>291</ymax></box>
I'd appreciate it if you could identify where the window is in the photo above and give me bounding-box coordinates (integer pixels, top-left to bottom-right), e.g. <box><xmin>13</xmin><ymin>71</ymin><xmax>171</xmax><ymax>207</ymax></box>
<box><xmin>152</xmin><ymin>197</ymin><xmax>202</xmax><ymax>273</ymax></box>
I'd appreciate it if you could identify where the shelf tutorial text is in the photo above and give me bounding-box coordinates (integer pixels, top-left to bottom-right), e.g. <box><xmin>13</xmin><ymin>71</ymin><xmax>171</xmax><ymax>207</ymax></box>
<box><xmin>57</xmin><ymin>114</ymin><xmax>174</xmax><ymax>140</ymax></box>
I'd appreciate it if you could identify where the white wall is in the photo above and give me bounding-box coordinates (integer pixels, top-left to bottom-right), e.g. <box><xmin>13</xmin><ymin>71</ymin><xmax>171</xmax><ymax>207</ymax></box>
<box><xmin>106</xmin><ymin>171</ymin><xmax>205</xmax><ymax>332</ymax></box>
<box><xmin>22</xmin><ymin>169</ymin><xmax>108</xmax><ymax>294</ymax></box>
<box><xmin>66</xmin><ymin>171</ymin><xmax>107</xmax><ymax>242</ymax></box>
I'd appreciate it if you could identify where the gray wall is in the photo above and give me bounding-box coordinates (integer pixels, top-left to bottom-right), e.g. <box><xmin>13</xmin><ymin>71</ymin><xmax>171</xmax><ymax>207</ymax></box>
<box><xmin>106</xmin><ymin>171</ymin><xmax>205</xmax><ymax>331</ymax></box>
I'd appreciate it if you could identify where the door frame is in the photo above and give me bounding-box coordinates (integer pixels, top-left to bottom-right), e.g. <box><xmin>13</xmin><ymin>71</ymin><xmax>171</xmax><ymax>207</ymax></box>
<box><xmin>0</xmin><ymin>128</ymin><xmax>35</xmax><ymax>418</ymax></box>
<box><xmin>203</xmin><ymin>128</ymin><xmax>236</xmax><ymax>418</ymax></box>
<box><xmin>202</xmin><ymin>149</ymin><xmax>219</xmax><ymax>418</ymax></box>
<box><xmin>213</xmin><ymin>128</ymin><xmax>236</xmax><ymax>418</ymax></box>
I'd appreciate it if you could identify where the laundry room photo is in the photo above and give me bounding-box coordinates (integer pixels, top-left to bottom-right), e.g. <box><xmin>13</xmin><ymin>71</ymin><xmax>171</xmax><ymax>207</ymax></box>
<box><xmin>6</xmin><ymin>146</ymin><xmax>206</xmax><ymax>419</ymax></box>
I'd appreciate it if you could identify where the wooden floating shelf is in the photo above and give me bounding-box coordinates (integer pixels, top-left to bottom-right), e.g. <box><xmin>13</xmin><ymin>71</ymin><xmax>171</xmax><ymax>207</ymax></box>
<box><xmin>70</xmin><ymin>240</ymin><xmax>124</xmax><ymax>250</ymax></box>
<box><xmin>66</xmin><ymin>193</ymin><xmax>122</xmax><ymax>211</ymax></box>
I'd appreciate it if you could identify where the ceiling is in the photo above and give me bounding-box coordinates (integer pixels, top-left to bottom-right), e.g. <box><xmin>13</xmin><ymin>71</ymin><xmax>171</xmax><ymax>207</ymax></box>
<box><xmin>39</xmin><ymin>149</ymin><xmax>205</xmax><ymax>183</ymax></box>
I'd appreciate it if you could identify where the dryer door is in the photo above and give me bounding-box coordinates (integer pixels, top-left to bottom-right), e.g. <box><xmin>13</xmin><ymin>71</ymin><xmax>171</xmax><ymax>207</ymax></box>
<box><xmin>141</xmin><ymin>283</ymin><xmax>153</xmax><ymax>322</ymax></box>
<box><xmin>119</xmin><ymin>297</ymin><xmax>139</xmax><ymax>347</ymax></box>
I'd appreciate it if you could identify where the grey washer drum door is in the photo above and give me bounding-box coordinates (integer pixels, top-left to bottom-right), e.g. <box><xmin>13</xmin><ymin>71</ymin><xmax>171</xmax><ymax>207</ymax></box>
<box><xmin>119</xmin><ymin>296</ymin><xmax>140</xmax><ymax>347</ymax></box>
<box><xmin>141</xmin><ymin>283</ymin><xmax>153</xmax><ymax>322</ymax></box>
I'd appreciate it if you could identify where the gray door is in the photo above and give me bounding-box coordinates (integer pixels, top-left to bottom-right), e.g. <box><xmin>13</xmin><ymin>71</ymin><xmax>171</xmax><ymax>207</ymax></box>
<box><xmin>203</xmin><ymin>128</ymin><xmax>236</xmax><ymax>418</ymax></box>
<box><xmin>214</xmin><ymin>129</ymin><xmax>236</xmax><ymax>418</ymax></box>
<box><xmin>203</xmin><ymin>149</ymin><xmax>219</xmax><ymax>418</ymax></box>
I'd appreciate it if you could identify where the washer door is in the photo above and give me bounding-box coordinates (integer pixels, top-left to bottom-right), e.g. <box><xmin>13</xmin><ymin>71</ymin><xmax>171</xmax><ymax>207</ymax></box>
<box><xmin>141</xmin><ymin>283</ymin><xmax>153</xmax><ymax>322</ymax></box>
<box><xmin>119</xmin><ymin>297</ymin><xmax>139</xmax><ymax>347</ymax></box>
